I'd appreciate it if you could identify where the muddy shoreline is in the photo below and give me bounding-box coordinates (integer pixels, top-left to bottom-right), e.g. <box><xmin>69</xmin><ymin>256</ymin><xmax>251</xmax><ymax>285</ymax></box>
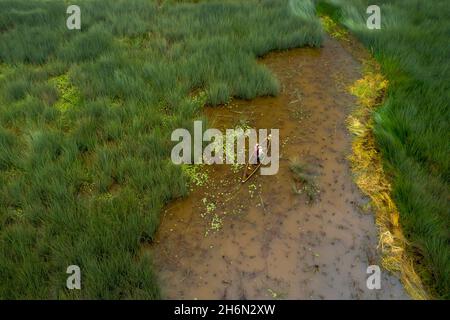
<box><xmin>149</xmin><ymin>36</ymin><xmax>408</xmax><ymax>300</ymax></box>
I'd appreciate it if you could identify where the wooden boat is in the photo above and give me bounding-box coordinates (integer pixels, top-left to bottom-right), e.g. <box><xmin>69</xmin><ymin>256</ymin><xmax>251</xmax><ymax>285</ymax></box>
<box><xmin>242</xmin><ymin>136</ymin><xmax>272</xmax><ymax>183</ymax></box>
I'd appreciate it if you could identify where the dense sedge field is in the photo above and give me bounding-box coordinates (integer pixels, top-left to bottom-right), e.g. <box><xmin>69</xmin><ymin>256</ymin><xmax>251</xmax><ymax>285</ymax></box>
<box><xmin>0</xmin><ymin>0</ymin><xmax>322</xmax><ymax>298</ymax></box>
<box><xmin>318</xmin><ymin>0</ymin><xmax>449</xmax><ymax>298</ymax></box>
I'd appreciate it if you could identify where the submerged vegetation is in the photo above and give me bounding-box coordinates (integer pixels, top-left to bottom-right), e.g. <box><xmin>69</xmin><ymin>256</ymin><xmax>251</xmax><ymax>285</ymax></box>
<box><xmin>0</xmin><ymin>0</ymin><xmax>322</xmax><ymax>298</ymax></box>
<box><xmin>318</xmin><ymin>0</ymin><xmax>449</xmax><ymax>299</ymax></box>
<box><xmin>290</xmin><ymin>158</ymin><xmax>320</xmax><ymax>204</ymax></box>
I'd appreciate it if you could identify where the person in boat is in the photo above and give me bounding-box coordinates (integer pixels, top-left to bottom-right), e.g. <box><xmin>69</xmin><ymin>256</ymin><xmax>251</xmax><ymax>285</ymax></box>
<box><xmin>255</xmin><ymin>143</ymin><xmax>264</xmax><ymax>164</ymax></box>
<box><xmin>243</xmin><ymin>135</ymin><xmax>272</xmax><ymax>182</ymax></box>
<box><xmin>254</xmin><ymin>134</ymin><xmax>271</xmax><ymax>164</ymax></box>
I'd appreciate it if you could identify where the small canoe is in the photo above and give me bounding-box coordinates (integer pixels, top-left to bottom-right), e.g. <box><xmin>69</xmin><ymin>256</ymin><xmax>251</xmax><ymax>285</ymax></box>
<box><xmin>241</xmin><ymin>137</ymin><xmax>272</xmax><ymax>183</ymax></box>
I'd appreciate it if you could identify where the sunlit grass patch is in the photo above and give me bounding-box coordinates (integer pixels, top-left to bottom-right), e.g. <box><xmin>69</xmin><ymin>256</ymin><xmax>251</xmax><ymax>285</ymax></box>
<box><xmin>349</xmin><ymin>68</ymin><xmax>388</xmax><ymax>108</ymax></box>
<box><xmin>50</xmin><ymin>74</ymin><xmax>81</xmax><ymax>112</ymax></box>
<box><xmin>320</xmin><ymin>15</ymin><xmax>349</xmax><ymax>41</ymax></box>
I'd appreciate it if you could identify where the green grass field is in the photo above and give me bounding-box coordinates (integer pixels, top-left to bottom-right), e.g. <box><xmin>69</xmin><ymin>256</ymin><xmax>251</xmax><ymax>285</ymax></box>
<box><xmin>0</xmin><ymin>0</ymin><xmax>323</xmax><ymax>298</ymax></box>
<box><xmin>318</xmin><ymin>0</ymin><xmax>449</xmax><ymax>299</ymax></box>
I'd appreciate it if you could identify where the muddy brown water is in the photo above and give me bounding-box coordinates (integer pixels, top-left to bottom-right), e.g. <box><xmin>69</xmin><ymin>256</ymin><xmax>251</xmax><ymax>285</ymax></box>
<box><xmin>149</xmin><ymin>36</ymin><xmax>409</xmax><ymax>299</ymax></box>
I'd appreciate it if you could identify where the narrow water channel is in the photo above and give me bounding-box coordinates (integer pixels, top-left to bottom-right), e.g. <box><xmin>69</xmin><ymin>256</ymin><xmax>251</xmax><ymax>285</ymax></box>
<box><xmin>149</xmin><ymin>35</ymin><xmax>408</xmax><ymax>300</ymax></box>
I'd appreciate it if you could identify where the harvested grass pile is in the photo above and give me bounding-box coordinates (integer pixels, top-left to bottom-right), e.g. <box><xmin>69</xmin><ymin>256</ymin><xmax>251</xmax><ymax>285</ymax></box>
<box><xmin>347</xmin><ymin>61</ymin><xmax>428</xmax><ymax>300</ymax></box>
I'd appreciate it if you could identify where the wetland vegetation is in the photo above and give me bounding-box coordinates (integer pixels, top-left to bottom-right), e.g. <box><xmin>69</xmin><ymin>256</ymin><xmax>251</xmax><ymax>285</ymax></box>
<box><xmin>0</xmin><ymin>0</ymin><xmax>447</xmax><ymax>300</ymax></box>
